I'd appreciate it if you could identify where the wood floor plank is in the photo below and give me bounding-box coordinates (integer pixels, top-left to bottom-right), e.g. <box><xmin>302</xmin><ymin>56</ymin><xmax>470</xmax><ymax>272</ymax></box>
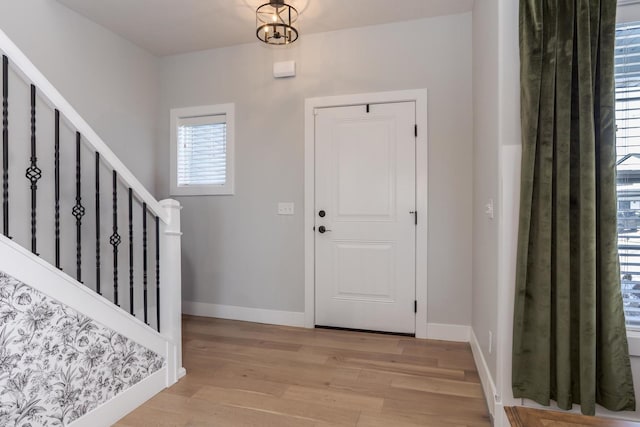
<box><xmin>188</xmin><ymin>338</ymin><xmax>331</xmax><ymax>365</ymax></box>
<box><xmin>211</xmin><ymin>357</ymin><xmax>363</xmax><ymax>390</ymax></box>
<box><xmin>400</xmin><ymin>345</ymin><xmax>478</xmax><ymax>370</ymax></box>
<box><xmin>329</xmin><ymin>355</ymin><xmax>468</xmax><ymax>380</ymax></box>
<box><xmin>390</xmin><ymin>375</ymin><xmax>484</xmax><ymax>398</ymax></box>
<box><xmin>357</xmin><ymin>410</ymin><xmax>468</xmax><ymax>427</ymax></box>
<box><xmin>356</xmin><ymin>366</ymin><xmax>467</xmax><ymax>385</ymax></box>
<box><xmin>165</xmin><ymin>372</ymin><xmax>290</xmax><ymax>398</ymax></box>
<box><xmin>117</xmin><ymin>316</ymin><xmax>492</xmax><ymax>426</ymax></box>
<box><xmin>114</xmin><ymin>404</ymin><xmax>190</xmax><ymax>426</ymax></box>
<box><xmin>298</xmin><ymin>343</ymin><xmax>441</xmax><ymax>366</ymax></box>
<box><xmin>186</xmin><ymin>399</ymin><xmax>318</xmax><ymax>427</ymax></box>
<box><xmin>283</xmin><ymin>384</ymin><xmax>385</xmax><ymax>412</ymax></box>
<box><xmin>192</xmin><ymin>385</ymin><xmax>360</xmax><ymax>426</ymax></box>
<box><xmin>383</xmin><ymin>389</ymin><xmax>490</xmax><ymax>418</ymax></box>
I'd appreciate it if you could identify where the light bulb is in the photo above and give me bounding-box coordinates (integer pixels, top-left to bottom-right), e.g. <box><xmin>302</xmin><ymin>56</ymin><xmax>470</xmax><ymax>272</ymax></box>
<box><xmin>272</xmin><ymin>14</ymin><xmax>277</xmax><ymax>22</ymax></box>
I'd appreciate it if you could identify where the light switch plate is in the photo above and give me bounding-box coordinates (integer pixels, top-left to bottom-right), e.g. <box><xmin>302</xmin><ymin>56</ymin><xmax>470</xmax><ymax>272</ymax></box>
<box><xmin>278</xmin><ymin>202</ymin><xmax>295</xmax><ymax>215</ymax></box>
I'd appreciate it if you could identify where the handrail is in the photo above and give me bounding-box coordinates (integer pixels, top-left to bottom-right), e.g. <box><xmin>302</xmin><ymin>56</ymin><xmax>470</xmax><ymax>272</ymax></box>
<box><xmin>0</xmin><ymin>27</ymin><xmax>168</xmax><ymax>224</ymax></box>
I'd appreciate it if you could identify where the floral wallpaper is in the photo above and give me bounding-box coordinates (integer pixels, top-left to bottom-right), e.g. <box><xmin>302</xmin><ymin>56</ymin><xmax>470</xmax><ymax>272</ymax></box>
<box><xmin>0</xmin><ymin>271</ymin><xmax>164</xmax><ymax>427</ymax></box>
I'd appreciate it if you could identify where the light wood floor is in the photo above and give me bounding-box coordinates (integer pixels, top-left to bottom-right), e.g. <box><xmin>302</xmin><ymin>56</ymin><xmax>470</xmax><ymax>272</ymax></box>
<box><xmin>115</xmin><ymin>315</ymin><xmax>492</xmax><ymax>426</ymax></box>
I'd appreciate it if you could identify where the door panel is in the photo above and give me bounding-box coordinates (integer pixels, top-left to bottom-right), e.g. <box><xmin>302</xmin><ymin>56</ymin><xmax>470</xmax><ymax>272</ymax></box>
<box><xmin>314</xmin><ymin>102</ymin><xmax>416</xmax><ymax>334</ymax></box>
<box><xmin>334</xmin><ymin>241</ymin><xmax>395</xmax><ymax>302</ymax></box>
<box><xmin>335</xmin><ymin>119</ymin><xmax>396</xmax><ymax>219</ymax></box>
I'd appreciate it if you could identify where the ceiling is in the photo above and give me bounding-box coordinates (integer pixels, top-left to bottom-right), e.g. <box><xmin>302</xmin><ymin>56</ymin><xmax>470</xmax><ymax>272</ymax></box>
<box><xmin>56</xmin><ymin>0</ymin><xmax>474</xmax><ymax>56</ymax></box>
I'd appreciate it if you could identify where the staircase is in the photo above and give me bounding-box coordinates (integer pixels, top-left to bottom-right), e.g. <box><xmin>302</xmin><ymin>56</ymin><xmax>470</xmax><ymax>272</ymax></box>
<box><xmin>0</xmin><ymin>28</ymin><xmax>183</xmax><ymax>426</ymax></box>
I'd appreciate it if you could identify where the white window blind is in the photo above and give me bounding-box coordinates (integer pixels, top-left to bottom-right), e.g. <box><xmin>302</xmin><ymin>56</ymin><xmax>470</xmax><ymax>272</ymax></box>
<box><xmin>615</xmin><ymin>22</ymin><xmax>640</xmax><ymax>328</ymax></box>
<box><xmin>177</xmin><ymin>115</ymin><xmax>227</xmax><ymax>187</ymax></box>
<box><xmin>170</xmin><ymin>103</ymin><xmax>234</xmax><ymax>196</ymax></box>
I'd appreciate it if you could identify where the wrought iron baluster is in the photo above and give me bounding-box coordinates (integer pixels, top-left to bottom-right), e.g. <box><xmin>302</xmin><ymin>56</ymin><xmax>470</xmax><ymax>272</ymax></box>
<box><xmin>95</xmin><ymin>152</ymin><xmax>101</xmax><ymax>295</ymax></box>
<box><xmin>2</xmin><ymin>55</ymin><xmax>9</xmax><ymax>238</ymax></box>
<box><xmin>72</xmin><ymin>132</ymin><xmax>85</xmax><ymax>282</ymax></box>
<box><xmin>110</xmin><ymin>170</ymin><xmax>121</xmax><ymax>306</ymax></box>
<box><xmin>156</xmin><ymin>215</ymin><xmax>160</xmax><ymax>332</ymax></box>
<box><xmin>143</xmin><ymin>202</ymin><xmax>148</xmax><ymax>324</ymax></box>
<box><xmin>26</xmin><ymin>84</ymin><xmax>41</xmax><ymax>255</ymax></box>
<box><xmin>129</xmin><ymin>188</ymin><xmax>134</xmax><ymax>315</ymax></box>
<box><xmin>54</xmin><ymin>110</ymin><xmax>60</xmax><ymax>269</ymax></box>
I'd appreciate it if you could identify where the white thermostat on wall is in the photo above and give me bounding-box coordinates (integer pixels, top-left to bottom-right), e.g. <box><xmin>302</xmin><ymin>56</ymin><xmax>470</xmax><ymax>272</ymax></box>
<box><xmin>273</xmin><ymin>60</ymin><xmax>296</xmax><ymax>78</ymax></box>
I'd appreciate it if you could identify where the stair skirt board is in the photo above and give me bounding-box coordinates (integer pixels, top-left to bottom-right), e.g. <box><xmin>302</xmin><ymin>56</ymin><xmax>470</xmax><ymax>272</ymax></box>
<box><xmin>69</xmin><ymin>367</ymin><xmax>167</xmax><ymax>427</ymax></box>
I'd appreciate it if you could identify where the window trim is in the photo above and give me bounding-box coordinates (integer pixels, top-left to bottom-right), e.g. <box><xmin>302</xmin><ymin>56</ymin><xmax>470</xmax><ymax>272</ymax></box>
<box><xmin>170</xmin><ymin>103</ymin><xmax>235</xmax><ymax>196</ymax></box>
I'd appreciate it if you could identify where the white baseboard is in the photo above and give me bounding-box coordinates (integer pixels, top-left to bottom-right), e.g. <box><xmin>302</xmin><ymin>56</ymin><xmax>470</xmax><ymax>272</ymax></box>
<box><xmin>182</xmin><ymin>301</ymin><xmax>305</xmax><ymax>327</ymax></box>
<box><xmin>426</xmin><ymin>323</ymin><xmax>471</xmax><ymax>342</ymax></box>
<box><xmin>70</xmin><ymin>367</ymin><xmax>167</xmax><ymax>427</ymax></box>
<box><xmin>470</xmin><ymin>329</ymin><xmax>498</xmax><ymax>419</ymax></box>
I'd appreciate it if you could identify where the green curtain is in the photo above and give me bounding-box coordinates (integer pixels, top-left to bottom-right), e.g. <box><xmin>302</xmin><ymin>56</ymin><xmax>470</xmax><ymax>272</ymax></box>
<box><xmin>513</xmin><ymin>0</ymin><xmax>636</xmax><ymax>415</ymax></box>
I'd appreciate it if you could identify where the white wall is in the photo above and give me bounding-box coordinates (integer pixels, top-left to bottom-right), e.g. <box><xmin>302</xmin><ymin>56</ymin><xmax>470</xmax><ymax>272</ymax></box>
<box><xmin>472</xmin><ymin>0</ymin><xmax>500</xmax><ymax>382</ymax></box>
<box><xmin>158</xmin><ymin>14</ymin><xmax>474</xmax><ymax>325</ymax></box>
<box><xmin>0</xmin><ymin>0</ymin><xmax>160</xmax><ymax>192</ymax></box>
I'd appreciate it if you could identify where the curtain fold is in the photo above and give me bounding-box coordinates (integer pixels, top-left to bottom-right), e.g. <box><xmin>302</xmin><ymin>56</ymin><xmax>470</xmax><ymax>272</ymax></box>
<box><xmin>513</xmin><ymin>0</ymin><xmax>635</xmax><ymax>415</ymax></box>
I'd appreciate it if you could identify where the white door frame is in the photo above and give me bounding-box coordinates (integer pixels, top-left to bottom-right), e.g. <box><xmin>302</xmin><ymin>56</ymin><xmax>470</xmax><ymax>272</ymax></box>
<box><xmin>304</xmin><ymin>89</ymin><xmax>428</xmax><ymax>338</ymax></box>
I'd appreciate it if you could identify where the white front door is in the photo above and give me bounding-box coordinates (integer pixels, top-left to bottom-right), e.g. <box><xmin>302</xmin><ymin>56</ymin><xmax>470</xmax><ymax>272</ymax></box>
<box><xmin>314</xmin><ymin>102</ymin><xmax>416</xmax><ymax>334</ymax></box>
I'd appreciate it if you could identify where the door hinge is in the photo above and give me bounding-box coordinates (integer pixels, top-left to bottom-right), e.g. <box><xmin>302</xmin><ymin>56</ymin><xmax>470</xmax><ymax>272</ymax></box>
<box><xmin>410</xmin><ymin>210</ymin><xmax>417</xmax><ymax>225</ymax></box>
<box><xmin>414</xmin><ymin>124</ymin><xmax>418</xmax><ymax>137</ymax></box>
<box><xmin>414</xmin><ymin>300</ymin><xmax>417</xmax><ymax>313</ymax></box>
<box><xmin>366</xmin><ymin>104</ymin><xmax>370</xmax><ymax>113</ymax></box>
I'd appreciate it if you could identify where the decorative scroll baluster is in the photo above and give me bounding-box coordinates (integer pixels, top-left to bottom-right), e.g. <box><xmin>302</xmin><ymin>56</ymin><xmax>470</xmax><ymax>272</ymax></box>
<box><xmin>143</xmin><ymin>203</ymin><xmax>148</xmax><ymax>324</ymax></box>
<box><xmin>110</xmin><ymin>170</ymin><xmax>121</xmax><ymax>306</ymax></box>
<box><xmin>54</xmin><ymin>110</ymin><xmax>60</xmax><ymax>269</ymax></box>
<box><xmin>95</xmin><ymin>152</ymin><xmax>101</xmax><ymax>295</ymax></box>
<box><xmin>72</xmin><ymin>132</ymin><xmax>85</xmax><ymax>282</ymax></box>
<box><xmin>2</xmin><ymin>55</ymin><xmax>8</xmax><ymax>238</ymax></box>
<box><xmin>156</xmin><ymin>215</ymin><xmax>160</xmax><ymax>332</ymax></box>
<box><xmin>129</xmin><ymin>188</ymin><xmax>134</xmax><ymax>315</ymax></box>
<box><xmin>26</xmin><ymin>84</ymin><xmax>41</xmax><ymax>255</ymax></box>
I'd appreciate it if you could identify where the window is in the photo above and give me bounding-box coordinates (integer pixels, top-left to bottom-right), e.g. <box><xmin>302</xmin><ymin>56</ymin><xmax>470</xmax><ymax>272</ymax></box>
<box><xmin>616</xmin><ymin>23</ymin><xmax>640</xmax><ymax>328</ymax></box>
<box><xmin>170</xmin><ymin>104</ymin><xmax>234</xmax><ymax>196</ymax></box>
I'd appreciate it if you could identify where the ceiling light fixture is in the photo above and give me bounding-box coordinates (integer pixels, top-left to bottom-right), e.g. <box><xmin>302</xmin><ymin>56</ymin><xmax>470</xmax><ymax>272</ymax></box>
<box><xmin>256</xmin><ymin>0</ymin><xmax>299</xmax><ymax>45</ymax></box>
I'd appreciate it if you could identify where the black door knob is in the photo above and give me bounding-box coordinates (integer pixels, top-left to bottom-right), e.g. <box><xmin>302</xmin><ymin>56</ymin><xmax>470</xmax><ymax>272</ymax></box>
<box><xmin>319</xmin><ymin>210</ymin><xmax>326</xmax><ymax>218</ymax></box>
<box><xmin>318</xmin><ymin>225</ymin><xmax>328</xmax><ymax>233</ymax></box>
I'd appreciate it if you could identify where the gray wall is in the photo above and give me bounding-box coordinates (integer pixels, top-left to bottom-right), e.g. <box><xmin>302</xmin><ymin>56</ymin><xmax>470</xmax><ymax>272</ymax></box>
<box><xmin>472</xmin><ymin>0</ymin><xmax>499</xmax><ymax>379</ymax></box>
<box><xmin>158</xmin><ymin>14</ymin><xmax>474</xmax><ymax>325</ymax></box>
<box><xmin>0</xmin><ymin>0</ymin><xmax>160</xmax><ymax>192</ymax></box>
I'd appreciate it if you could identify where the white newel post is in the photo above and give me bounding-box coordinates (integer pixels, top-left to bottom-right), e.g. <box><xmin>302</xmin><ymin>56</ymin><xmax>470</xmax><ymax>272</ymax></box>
<box><xmin>159</xmin><ymin>199</ymin><xmax>184</xmax><ymax>386</ymax></box>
